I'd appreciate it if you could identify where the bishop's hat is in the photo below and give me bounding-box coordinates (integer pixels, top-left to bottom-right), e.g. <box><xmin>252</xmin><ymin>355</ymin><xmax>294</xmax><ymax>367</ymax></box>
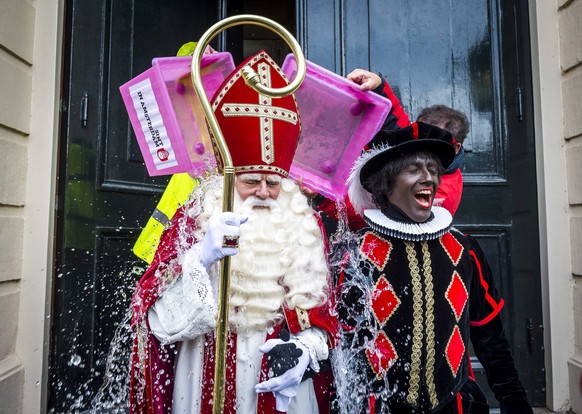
<box><xmin>210</xmin><ymin>50</ymin><xmax>301</xmax><ymax>177</ymax></box>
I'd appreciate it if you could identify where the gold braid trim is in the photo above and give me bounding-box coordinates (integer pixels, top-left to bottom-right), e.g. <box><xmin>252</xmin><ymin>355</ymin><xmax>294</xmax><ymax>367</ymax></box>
<box><xmin>296</xmin><ymin>307</ymin><xmax>311</xmax><ymax>330</ymax></box>
<box><xmin>421</xmin><ymin>241</ymin><xmax>439</xmax><ymax>408</ymax></box>
<box><xmin>405</xmin><ymin>242</ymin><xmax>423</xmax><ymax>406</ymax></box>
<box><xmin>137</xmin><ymin>322</ymin><xmax>147</xmax><ymax>363</ymax></box>
<box><xmin>235</xmin><ymin>165</ymin><xmax>289</xmax><ymax>177</ymax></box>
<box><xmin>132</xmin><ymin>321</ymin><xmax>148</xmax><ymax>406</ymax></box>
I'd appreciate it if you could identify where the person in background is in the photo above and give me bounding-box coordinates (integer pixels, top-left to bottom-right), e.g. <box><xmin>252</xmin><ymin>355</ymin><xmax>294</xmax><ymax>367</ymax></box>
<box><xmin>416</xmin><ymin>104</ymin><xmax>469</xmax><ymax>215</ymax></box>
<box><xmin>346</xmin><ymin>70</ymin><xmax>469</xmax><ymax>216</ymax></box>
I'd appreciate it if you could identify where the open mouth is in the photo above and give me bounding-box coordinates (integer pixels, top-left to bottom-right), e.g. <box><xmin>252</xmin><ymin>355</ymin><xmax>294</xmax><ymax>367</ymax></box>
<box><xmin>414</xmin><ymin>189</ymin><xmax>433</xmax><ymax>208</ymax></box>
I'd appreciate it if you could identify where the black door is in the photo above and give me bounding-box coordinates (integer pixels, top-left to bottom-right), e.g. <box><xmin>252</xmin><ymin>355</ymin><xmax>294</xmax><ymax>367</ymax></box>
<box><xmin>51</xmin><ymin>1</ymin><xmax>219</xmax><ymax>411</ymax></box>
<box><xmin>298</xmin><ymin>0</ymin><xmax>544</xmax><ymax>407</ymax></box>
<box><xmin>53</xmin><ymin>0</ymin><xmax>543</xmax><ymax>411</ymax></box>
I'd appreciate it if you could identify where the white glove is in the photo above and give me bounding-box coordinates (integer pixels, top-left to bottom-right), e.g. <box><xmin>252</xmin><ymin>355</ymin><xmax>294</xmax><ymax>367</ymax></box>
<box><xmin>199</xmin><ymin>212</ymin><xmax>248</xmax><ymax>269</ymax></box>
<box><xmin>254</xmin><ymin>337</ymin><xmax>311</xmax><ymax>411</ymax></box>
<box><xmin>274</xmin><ymin>393</ymin><xmax>292</xmax><ymax>413</ymax></box>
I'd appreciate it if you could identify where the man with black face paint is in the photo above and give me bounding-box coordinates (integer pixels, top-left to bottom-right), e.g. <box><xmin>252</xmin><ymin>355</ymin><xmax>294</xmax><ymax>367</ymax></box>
<box><xmin>332</xmin><ymin>122</ymin><xmax>532</xmax><ymax>414</ymax></box>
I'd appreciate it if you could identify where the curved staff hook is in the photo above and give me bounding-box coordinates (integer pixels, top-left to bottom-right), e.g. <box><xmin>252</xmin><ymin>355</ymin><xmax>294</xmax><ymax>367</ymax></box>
<box><xmin>190</xmin><ymin>14</ymin><xmax>306</xmax><ymax>414</ymax></box>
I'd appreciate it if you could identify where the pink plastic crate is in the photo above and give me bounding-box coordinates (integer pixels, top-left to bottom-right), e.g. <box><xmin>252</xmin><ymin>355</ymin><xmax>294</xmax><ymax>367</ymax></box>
<box><xmin>120</xmin><ymin>53</ymin><xmax>235</xmax><ymax>176</ymax></box>
<box><xmin>282</xmin><ymin>55</ymin><xmax>392</xmax><ymax>200</ymax></box>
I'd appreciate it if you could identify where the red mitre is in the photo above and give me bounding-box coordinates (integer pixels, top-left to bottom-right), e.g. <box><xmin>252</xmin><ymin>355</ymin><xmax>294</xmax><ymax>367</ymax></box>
<box><xmin>210</xmin><ymin>50</ymin><xmax>301</xmax><ymax>177</ymax></box>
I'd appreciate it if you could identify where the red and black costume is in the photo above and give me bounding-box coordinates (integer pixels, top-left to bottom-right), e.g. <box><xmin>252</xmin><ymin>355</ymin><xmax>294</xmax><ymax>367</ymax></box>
<box><xmin>332</xmin><ymin>122</ymin><xmax>532</xmax><ymax>414</ymax></box>
<box><xmin>333</xmin><ymin>211</ymin><xmax>529</xmax><ymax>413</ymax></box>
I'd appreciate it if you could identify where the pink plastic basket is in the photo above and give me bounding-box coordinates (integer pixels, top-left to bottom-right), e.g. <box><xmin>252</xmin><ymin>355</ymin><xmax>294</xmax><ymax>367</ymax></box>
<box><xmin>282</xmin><ymin>55</ymin><xmax>392</xmax><ymax>200</ymax></box>
<box><xmin>120</xmin><ymin>53</ymin><xmax>235</xmax><ymax>176</ymax></box>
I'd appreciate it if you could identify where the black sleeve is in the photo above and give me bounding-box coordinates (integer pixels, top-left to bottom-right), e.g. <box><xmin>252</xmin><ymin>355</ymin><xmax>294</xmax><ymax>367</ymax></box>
<box><xmin>470</xmin><ymin>314</ymin><xmax>533</xmax><ymax>414</ymax></box>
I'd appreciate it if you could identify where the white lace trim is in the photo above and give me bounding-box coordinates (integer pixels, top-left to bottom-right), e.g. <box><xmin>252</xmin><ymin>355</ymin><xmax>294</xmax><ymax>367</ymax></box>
<box><xmin>294</xmin><ymin>327</ymin><xmax>329</xmax><ymax>372</ymax></box>
<box><xmin>363</xmin><ymin>206</ymin><xmax>453</xmax><ymax>241</ymax></box>
<box><xmin>148</xmin><ymin>244</ymin><xmax>217</xmax><ymax>344</ymax></box>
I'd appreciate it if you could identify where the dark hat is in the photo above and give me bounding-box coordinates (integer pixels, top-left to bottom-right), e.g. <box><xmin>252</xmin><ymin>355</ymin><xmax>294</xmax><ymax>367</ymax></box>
<box><xmin>347</xmin><ymin>122</ymin><xmax>456</xmax><ymax>214</ymax></box>
<box><xmin>360</xmin><ymin>122</ymin><xmax>456</xmax><ymax>187</ymax></box>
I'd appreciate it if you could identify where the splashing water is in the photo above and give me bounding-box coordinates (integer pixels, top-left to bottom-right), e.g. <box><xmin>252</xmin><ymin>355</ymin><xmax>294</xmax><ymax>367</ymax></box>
<box><xmin>55</xmin><ymin>179</ymin><xmax>396</xmax><ymax>413</ymax></box>
<box><xmin>89</xmin><ymin>309</ymin><xmax>133</xmax><ymax>413</ymax></box>
<box><xmin>50</xmin><ymin>265</ymin><xmax>143</xmax><ymax>414</ymax></box>
<box><xmin>328</xmin><ymin>199</ymin><xmax>395</xmax><ymax>413</ymax></box>
<box><xmin>54</xmin><ymin>177</ymin><xmax>222</xmax><ymax>414</ymax></box>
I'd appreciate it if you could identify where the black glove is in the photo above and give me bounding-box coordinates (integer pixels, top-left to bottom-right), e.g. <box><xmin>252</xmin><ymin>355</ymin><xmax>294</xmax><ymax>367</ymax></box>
<box><xmin>265</xmin><ymin>329</ymin><xmax>304</xmax><ymax>377</ymax></box>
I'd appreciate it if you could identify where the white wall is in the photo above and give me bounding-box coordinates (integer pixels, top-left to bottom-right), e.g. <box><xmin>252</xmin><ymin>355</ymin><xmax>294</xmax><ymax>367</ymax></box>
<box><xmin>0</xmin><ymin>0</ymin><xmax>63</xmax><ymax>413</ymax></box>
<box><xmin>529</xmin><ymin>0</ymin><xmax>578</xmax><ymax>411</ymax></box>
<box><xmin>18</xmin><ymin>0</ymin><xmax>64</xmax><ymax>411</ymax></box>
<box><xmin>0</xmin><ymin>0</ymin><xmax>36</xmax><ymax>411</ymax></box>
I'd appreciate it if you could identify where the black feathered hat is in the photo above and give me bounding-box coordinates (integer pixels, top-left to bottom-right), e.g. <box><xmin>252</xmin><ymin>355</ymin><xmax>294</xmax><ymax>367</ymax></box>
<box><xmin>347</xmin><ymin>122</ymin><xmax>456</xmax><ymax>214</ymax></box>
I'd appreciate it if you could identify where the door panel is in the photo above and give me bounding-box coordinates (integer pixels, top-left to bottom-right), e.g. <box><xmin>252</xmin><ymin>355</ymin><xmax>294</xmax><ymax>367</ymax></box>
<box><xmin>500</xmin><ymin>0</ymin><xmax>545</xmax><ymax>404</ymax></box>
<box><xmin>51</xmin><ymin>0</ymin><xmax>219</xmax><ymax>411</ymax></box>
<box><xmin>299</xmin><ymin>0</ymin><xmax>544</xmax><ymax>407</ymax></box>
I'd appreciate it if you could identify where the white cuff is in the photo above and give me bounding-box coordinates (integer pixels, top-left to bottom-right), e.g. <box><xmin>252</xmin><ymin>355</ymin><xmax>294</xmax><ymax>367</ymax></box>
<box><xmin>148</xmin><ymin>244</ymin><xmax>217</xmax><ymax>344</ymax></box>
<box><xmin>294</xmin><ymin>327</ymin><xmax>329</xmax><ymax>372</ymax></box>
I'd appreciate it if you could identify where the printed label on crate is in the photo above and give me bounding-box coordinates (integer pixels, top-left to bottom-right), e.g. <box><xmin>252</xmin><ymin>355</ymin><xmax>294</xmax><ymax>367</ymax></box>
<box><xmin>129</xmin><ymin>78</ymin><xmax>178</xmax><ymax>170</ymax></box>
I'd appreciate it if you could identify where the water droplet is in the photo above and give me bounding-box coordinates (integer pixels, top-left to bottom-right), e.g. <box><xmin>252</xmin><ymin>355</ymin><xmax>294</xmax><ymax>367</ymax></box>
<box><xmin>69</xmin><ymin>354</ymin><xmax>82</xmax><ymax>366</ymax></box>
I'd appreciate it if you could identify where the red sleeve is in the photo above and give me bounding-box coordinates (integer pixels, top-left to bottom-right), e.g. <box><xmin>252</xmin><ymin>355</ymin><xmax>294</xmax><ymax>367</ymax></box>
<box><xmin>284</xmin><ymin>304</ymin><xmax>338</xmax><ymax>347</ymax></box>
<box><xmin>381</xmin><ymin>77</ymin><xmax>410</xmax><ymax>129</ymax></box>
<box><xmin>435</xmin><ymin>169</ymin><xmax>463</xmax><ymax>216</ymax></box>
<box><xmin>316</xmin><ymin>197</ymin><xmax>340</xmax><ymax>222</ymax></box>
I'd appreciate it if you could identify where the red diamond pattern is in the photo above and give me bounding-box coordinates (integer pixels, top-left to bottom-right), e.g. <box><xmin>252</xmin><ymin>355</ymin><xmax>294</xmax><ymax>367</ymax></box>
<box><xmin>445</xmin><ymin>325</ymin><xmax>465</xmax><ymax>376</ymax></box>
<box><xmin>440</xmin><ymin>232</ymin><xmax>464</xmax><ymax>266</ymax></box>
<box><xmin>371</xmin><ymin>275</ymin><xmax>401</xmax><ymax>326</ymax></box>
<box><xmin>445</xmin><ymin>271</ymin><xmax>468</xmax><ymax>322</ymax></box>
<box><xmin>360</xmin><ymin>232</ymin><xmax>392</xmax><ymax>271</ymax></box>
<box><xmin>365</xmin><ymin>331</ymin><xmax>397</xmax><ymax>380</ymax></box>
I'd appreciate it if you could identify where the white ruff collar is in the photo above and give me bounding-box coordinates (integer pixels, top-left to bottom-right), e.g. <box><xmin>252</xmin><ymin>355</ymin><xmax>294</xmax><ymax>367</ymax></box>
<box><xmin>363</xmin><ymin>206</ymin><xmax>453</xmax><ymax>241</ymax></box>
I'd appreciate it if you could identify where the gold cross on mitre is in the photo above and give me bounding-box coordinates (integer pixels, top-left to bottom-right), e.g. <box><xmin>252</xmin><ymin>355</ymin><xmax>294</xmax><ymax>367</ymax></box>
<box><xmin>219</xmin><ymin>61</ymin><xmax>298</xmax><ymax>165</ymax></box>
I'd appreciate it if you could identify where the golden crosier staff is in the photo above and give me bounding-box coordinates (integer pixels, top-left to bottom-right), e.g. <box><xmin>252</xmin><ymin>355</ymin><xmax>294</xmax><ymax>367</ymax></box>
<box><xmin>190</xmin><ymin>15</ymin><xmax>306</xmax><ymax>414</ymax></box>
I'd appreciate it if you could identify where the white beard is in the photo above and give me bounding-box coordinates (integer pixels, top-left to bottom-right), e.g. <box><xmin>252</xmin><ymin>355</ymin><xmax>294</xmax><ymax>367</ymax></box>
<box><xmin>229</xmin><ymin>194</ymin><xmax>288</xmax><ymax>331</ymax></box>
<box><xmin>191</xmin><ymin>177</ymin><xmax>329</xmax><ymax>332</ymax></box>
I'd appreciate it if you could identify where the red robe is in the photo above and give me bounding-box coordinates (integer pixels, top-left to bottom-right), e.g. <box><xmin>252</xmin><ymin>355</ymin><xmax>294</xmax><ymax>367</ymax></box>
<box><xmin>129</xmin><ymin>204</ymin><xmax>338</xmax><ymax>414</ymax></box>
